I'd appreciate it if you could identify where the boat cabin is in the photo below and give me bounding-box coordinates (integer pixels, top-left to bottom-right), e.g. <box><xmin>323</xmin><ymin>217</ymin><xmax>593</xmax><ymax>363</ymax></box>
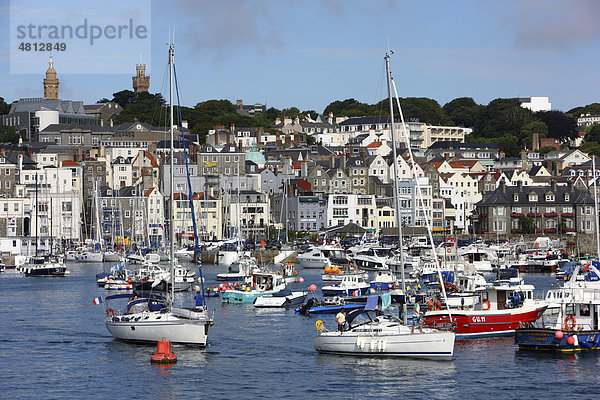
<box><xmin>477</xmin><ymin>284</ymin><xmax>535</xmax><ymax>311</ymax></box>
<box><xmin>557</xmin><ymin>290</ymin><xmax>600</xmax><ymax>331</ymax></box>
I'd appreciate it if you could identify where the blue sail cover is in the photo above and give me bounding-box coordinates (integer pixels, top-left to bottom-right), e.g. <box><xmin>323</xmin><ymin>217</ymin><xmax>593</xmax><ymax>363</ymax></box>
<box><xmin>364</xmin><ymin>294</ymin><xmax>379</xmax><ymax>311</ymax></box>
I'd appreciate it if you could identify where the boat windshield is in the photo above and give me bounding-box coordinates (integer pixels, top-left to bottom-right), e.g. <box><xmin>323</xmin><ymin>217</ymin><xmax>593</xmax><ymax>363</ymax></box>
<box><xmin>347</xmin><ymin>310</ymin><xmax>382</xmax><ymax>329</ymax></box>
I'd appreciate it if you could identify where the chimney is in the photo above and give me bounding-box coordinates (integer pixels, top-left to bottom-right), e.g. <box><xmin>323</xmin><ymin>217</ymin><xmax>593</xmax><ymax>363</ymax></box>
<box><xmin>284</xmin><ymin>136</ymin><xmax>291</xmax><ymax>145</ymax></box>
<box><xmin>330</xmin><ymin>155</ymin><xmax>335</xmax><ymax>168</ymax></box>
<box><xmin>328</xmin><ymin>112</ymin><xmax>333</xmax><ymax>125</ymax></box>
<box><xmin>236</xmin><ymin>99</ymin><xmax>243</xmax><ymax>109</ymax></box>
<box><xmin>501</xmin><ymin>181</ymin><xmax>506</xmax><ymax>194</ymax></box>
<box><xmin>226</xmin><ymin>131</ymin><xmax>231</xmax><ymax>145</ymax></box>
<box><xmin>100</xmin><ymin>119</ymin><xmax>104</xmax><ymax>127</ymax></box>
<box><xmin>552</xmin><ymin>180</ymin><xmax>557</xmax><ymax>192</ymax></box>
<box><xmin>532</xmin><ymin>131</ymin><xmax>539</xmax><ymax>151</ymax></box>
<box><xmin>301</xmin><ymin>161</ymin><xmax>307</xmax><ymax>177</ymax></box>
<box><xmin>275</xmin><ymin>117</ymin><xmax>281</xmax><ymax>125</ymax></box>
<box><xmin>341</xmin><ymin>152</ymin><xmax>347</xmax><ymax>169</ymax></box>
<box><xmin>110</xmin><ymin>119</ymin><xmax>113</xmax><ymax>127</ymax></box>
<box><xmin>18</xmin><ymin>154</ymin><xmax>23</xmax><ymax>176</ymax></box>
<box><xmin>230</xmin><ymin>123</ymin><xmax>235</xmax><ymax>133</ymax></box>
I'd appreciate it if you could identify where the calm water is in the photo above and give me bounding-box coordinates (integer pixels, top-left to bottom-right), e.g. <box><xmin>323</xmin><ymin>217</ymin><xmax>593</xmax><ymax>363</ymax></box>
<box><xmin>1</xmin><ymin>265</ymin><xmax>599</xmax><ymax>399</ymax></box>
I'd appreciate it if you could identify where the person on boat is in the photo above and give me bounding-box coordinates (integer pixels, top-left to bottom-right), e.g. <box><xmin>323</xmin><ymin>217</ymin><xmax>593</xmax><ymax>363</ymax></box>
<box><xmin>435</xmin><ymin>298</ymin><xmax>442</xmax><ymax>311</ymax></box>
<box><xmin>336</xmin><ymin>309</ymin><xmax>346</xmax><ymax>332</ymax></box>
<box><xmin>412</xmin><ymin>298</ymin><xmax>423</xmax><ymax>334</ymax></box>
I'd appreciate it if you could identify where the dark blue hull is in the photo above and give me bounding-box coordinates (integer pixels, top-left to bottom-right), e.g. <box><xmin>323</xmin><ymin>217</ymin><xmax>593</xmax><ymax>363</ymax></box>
<box><xmin>515</xmin><ymin>328</ymin><xmax>600</xmax><ymax>351</ymax></box>
<box><xmin>295</xmin><ymin>303</ymin><xmax>364</xmax><ymax>315</ymax></box>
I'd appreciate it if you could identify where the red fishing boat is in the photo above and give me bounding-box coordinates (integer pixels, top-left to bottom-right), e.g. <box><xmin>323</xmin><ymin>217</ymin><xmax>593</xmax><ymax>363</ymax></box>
<box><xmin>424</xmin><ymin>283</ymin><xmax>547</xmax><ymax>338</ymax></box>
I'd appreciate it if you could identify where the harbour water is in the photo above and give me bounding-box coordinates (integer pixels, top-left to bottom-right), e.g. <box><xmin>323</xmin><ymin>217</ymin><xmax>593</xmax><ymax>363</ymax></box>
<box><xmin>1</xmin><ymin>264</ymin><xmax>599</xmax><ymax>399</ymax></box>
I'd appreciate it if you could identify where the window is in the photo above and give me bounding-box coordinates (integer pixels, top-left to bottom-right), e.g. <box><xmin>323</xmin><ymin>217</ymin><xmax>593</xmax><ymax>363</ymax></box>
<box><xmin>529</xmin><ymin>193</ymin><xmax>538</xmax><ymax>202</ymax></box>
<box><xmin>4</xmin><ymin>168</ymin><xmax>9</xmax><ymax>175</ymax></box>
<box><xmin>546</xmin><ymin>194</ymin><xmax>554</xmax><ymax>202</ymax></box>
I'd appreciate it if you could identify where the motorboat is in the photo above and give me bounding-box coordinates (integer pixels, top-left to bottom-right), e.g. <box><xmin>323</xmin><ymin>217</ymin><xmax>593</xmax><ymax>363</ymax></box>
<box><xmin>76</xmin><ymin>249</ymin><xmax>104</xmax><ymax>263</ymax></box>
<box><xmin>321</xmin><ymin>263</ymin><xmax>368</xmax><ymax>283</ymax></box>
<box><xmin>515</xmin><ymin>263</ymin><xmax>600</xmax><ymax>351</ymax></box>
<box><xmin>313</xmin><ymin>295</ymin><xmax>455</xmax><ymax>360</ymax></box>
<box><xmin>216</xmin><ymin>255</ymin><xmax>260</xmax><ymax>282</ymax></box>
<box><xmin>221</xmin><ymin>270</ymin><xmax>286</xmax><ymax>304</ymax></box>
<box><xmin>321</xmin><ymin>274</ymin><xmax>370</xmax><ymax>297</ymax></box>
<box><xmin>174</xmin><ymin>247</ymin><xmax>194</xmax><ymax>262</ymax></box>
<box><xmin>276</xmin><ymin>262</ymin><xmax>300</xmax><ymax>284</ymax></box>
<box><xmin>297</xmin><ymin>244</ymin><xmax>349</xmax><ymax>269</ymax></box>
<box><xmin>22</xmin><ymin>255</ymin><xmax>67</xmax><ymax>277</ymax></box>
<box><xmin>369</xmin><ymin>270</ymin><xmax>397</xmax><ymax>292</ymax></box>
<box><xmin>253</xmin><ymin>289</ymin><xmax>307</xmax><ymax>308</ymax></box>
<box><xmin>424</xmin><ymin>282</ymin><xmax>547</xmax><ymax>338</ymax></box>
<box><xmin>352</xmin><ymin>247</ymin><xmax>395</xmax><ymax>271</ymax></box>
<box><xmin>296</xmin><ymin>296</ymin><xmax>364</xmax><ymax>315</ymax></box>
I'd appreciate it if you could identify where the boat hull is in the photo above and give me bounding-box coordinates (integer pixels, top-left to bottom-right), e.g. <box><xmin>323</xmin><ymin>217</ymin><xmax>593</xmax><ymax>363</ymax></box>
<box><xmin>24</xmin><ymin>266</ymin><xmax>67</xmax><ymax>277</ymax></box>
<box><xmin>105</xmin><ymin>310</ymin><xmax>210</xmax><ymax>345</ymax></box>
<box><xmin>321</xmin><ymin>287</ymin><xmax>370</xmax><ymax>297</ymax></box>
<box><xmin>314</xmin><ymin>331</ymin><xmax>455</xmax><ymax>360</ymax></box>
<box><xmin>253</xmin><ymin>292</ymin><xmax>307</xmax><ymax>308</ymax></box>
<box><xmin>424</xmin><ymin>306</ymin><xmax>548</xmax><ymax>338</ymax></box>
<box><xmin>76</xmin><ymin>252</ymin><xmax>104</xmax><ymax>262</ymax></box>
<box><xmin>297</xmin><ymin>257</ymin><xmax>328</xmax><ymax>269</ymax></box>
<box><xmin>515</xmin><ymin>328</ymin><xmax>600</xmax><ymax>351</ymax></box>
<box><xmin>221</xmin><ymin>289</ymin><xmax>279</xmax><ymax>304</ymax></box>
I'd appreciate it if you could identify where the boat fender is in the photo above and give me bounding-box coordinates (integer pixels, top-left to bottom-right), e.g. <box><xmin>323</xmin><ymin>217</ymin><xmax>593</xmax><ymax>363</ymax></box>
<box><xmin>482</xmin><ymin>299</ymin><xmax>491</xmax><ymax>311</ymax></box>
<box><xmin>381</xmin><ymin>339</ymin><xmax>387</xmax><ymax>351</ymax></box>
<box><xmin>580</xmin><ymin>339</ymin><xmax>593</xmax><ymax>350</ymax></box>
<box><xmin>106</xmin><ymin>308</ymin><xmax>115</xmax><ymax>317</ymax></box>
<box><xmin>370</xmin><ymin>339</ymin><xmax>376</xmax><ymax>350</ymax></box>
<box><xmin>594</xmin><ymin>334</ymin><xmax>600</xmax><ymax>348</ymax></box>
<box><xmin>315</xmin><ymin>320</ymin><xmax>325</xmax><ymax>332</ymax></box>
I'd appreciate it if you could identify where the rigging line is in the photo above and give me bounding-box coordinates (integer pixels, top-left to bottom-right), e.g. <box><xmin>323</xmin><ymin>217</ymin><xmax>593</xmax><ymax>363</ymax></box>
<box><xmin>391</xmin><ymin>75</ymin><xmax>452</xmax><ymax>320</ymax></box>
<box><xmin>174</xmin><ymin>62</ymin><xmax>206</xmax><ymax>306</ymax></box>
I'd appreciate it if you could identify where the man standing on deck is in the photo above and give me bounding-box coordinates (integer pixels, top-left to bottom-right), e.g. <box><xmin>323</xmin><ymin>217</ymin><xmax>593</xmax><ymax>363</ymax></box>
<box><xmin>412</xmin><ymin>298</ymin><xmax>423</xmax><ymax>334</ymax></box>
<box><xmin>336</xmin><ymin>309</ymin><xmax>346</xmax><ymax>332</ymax></box>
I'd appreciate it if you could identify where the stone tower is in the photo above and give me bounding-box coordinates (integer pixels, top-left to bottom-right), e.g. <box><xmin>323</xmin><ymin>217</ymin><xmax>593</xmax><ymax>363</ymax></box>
<box><xmin>132</xmin><ymin>57</ymin><xmax>150</xmax><ymax>93</ymax></box>
<box><xmin>43</xmin><ymin>56</ymin><xmax>59</xmax><ymax>100</ymax></box>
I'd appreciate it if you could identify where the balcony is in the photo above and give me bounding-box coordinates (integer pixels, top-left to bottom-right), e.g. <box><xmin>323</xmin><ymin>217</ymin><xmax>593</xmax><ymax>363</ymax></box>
<box><xmin>511</xmin><ymin>213</ymin><xmax>524</xmax><ymax>218</ymax></box>
<box><xmin>544</xmin><ymin>228</ymin><xmax>557</xmax><ymax>233</ymax></box>
<box><xmin>544</xmin><ymin>212</ymin><xmax>557</xmax><ymax>217</ymax></box>
<box><xmin>561</xmin><ymin>213</ymin><xmax>575</xmax><ymax>218</ymax></box>
<box><xmin>527</xmin><ymin>213</ymin><xmax>541</xmax><ymax>218</ymax></box>
<box><xmin>565</xmin><ymin>228</ymin><xmax>576</xmax><ymax>232</ymax></box>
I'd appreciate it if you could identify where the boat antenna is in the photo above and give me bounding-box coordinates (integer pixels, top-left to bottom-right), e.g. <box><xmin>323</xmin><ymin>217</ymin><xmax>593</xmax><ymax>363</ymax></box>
<box><xmin>385</xmin><ymin>52</ymin><xmax>407</xmax><ymax>324</ymax></box>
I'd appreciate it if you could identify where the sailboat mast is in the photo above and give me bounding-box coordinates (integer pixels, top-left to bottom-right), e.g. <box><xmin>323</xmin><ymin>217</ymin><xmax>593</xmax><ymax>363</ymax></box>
<box><xmin>593</xmin><ymin>156</ymin><xmax>600</xmax><ymax>260</ymax></box>
<box><xmin>385</xmin><ymin>53</ymin><xmax>407</xmax><ymax>323</ymax></box>
<box><xmin>169</xmin><ymin>44</ymin><xmax>175</xmax><ymax>302</ymax></box>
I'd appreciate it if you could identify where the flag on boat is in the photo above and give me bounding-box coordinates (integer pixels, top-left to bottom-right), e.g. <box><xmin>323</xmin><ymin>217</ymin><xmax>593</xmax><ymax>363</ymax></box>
<box><xmin>92</xmin><ymin>296</ymin><xmax>103</xmax><ymax>305</ymax></box>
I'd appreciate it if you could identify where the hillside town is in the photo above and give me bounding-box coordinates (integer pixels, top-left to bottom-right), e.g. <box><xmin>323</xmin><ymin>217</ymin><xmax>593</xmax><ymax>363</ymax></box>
<box><xmin>0</xmin><ymin>57</ymin><xmax>598</xmax><ymax>260</ymax></box>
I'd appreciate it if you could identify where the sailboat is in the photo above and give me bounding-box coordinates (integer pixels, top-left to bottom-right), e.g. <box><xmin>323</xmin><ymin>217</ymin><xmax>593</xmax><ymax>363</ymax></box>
<box><xmin>313</xmin><ymin>53</ymin><xmax>455</xmax><ymax>360</ymax></box>
<box><xmin>103</xmin><ymin>43</ymin><xmax>213</xmax><ymax>345</ymax></box>
<box><xmin>24</xmin><ymin>171</ymin><xmax>67</xmax><ymax>277</ymax></box>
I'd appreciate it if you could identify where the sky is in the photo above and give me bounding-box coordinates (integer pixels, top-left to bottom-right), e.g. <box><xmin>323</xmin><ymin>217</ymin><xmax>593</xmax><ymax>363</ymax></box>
<box><xmin>1</xmin><ymin>0</ymin><xmax>599</xmax><ymax>114</ymax></box>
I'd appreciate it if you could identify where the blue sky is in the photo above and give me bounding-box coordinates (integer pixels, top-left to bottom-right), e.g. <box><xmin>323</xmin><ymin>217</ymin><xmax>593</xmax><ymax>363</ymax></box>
<box><xmin>1</xmin><ymin>0</ymin><xmax>599</xmax><ymax>114</ymax></box>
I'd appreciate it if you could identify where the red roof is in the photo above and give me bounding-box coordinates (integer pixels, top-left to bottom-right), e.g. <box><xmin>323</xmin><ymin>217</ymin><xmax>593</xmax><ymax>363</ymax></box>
<box><xmin>367</xmin><ymin>141</ymin><xmax>382</xmax><ymax>148</ymax></box>
<box><xmin>62</xmin><ymin>160</ymin><xmax>80</xmax><ymax>167</ymax></box>
<box><xmin>144</xmin><ymin>187</ymin><xmax>155</xmax><ymax>197</ymax></box>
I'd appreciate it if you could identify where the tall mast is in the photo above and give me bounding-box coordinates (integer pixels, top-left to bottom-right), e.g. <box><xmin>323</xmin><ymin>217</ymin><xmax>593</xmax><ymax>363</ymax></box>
<box><xmin>169</xmin><ymin>43</ymin><xmax>175</xmax><ymax>302</ymax></box>
<box><xmin>385</xmin><ymin>53</ymin><xmax>407</xmax><ymax>324</ymax></box>
<box><xmin>593</xmin><ymin>156</ymin><xmax>600</xmax><ymax>260</ymax></box>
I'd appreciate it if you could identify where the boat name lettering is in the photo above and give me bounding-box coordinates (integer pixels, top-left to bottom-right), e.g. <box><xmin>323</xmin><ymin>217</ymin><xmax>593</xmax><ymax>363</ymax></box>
<box><xmin>472</xmin><ymin>316</ymin><xmax>486</xmax><ymax>323</ymax></box>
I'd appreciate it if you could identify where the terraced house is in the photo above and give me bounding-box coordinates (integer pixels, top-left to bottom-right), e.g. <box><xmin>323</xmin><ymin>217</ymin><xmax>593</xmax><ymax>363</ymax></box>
<box><xmin>474</xmin><ymin>181</ymin><xmax>596</xmax><ymax>235</ymax></box>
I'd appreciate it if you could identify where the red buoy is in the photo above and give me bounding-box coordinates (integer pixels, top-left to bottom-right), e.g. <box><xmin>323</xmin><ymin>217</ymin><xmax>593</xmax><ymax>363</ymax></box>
<box><xmin>151</xmin><ymin>340</ymin><xmax>177</xmax><ymax>364</ymax></box>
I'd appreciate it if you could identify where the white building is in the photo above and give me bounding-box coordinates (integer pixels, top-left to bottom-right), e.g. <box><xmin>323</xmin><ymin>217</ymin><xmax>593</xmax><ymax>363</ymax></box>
<box><xmin>517</xmin><ymin>97</ymin><xmax>551</xmax><ymax>112</ymax></box>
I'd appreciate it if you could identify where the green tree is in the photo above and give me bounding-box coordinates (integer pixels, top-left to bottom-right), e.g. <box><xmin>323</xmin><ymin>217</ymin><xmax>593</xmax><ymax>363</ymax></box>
<box><xmin>0</xmin><ymin>125</ymin><xmax>20</xmax><ymax>144</ymax></box>
<box><xmin>535</xmin><ymin>110</ymin><xmax>578</xmax><ymax>141</ymax></box>
<box><xmin>568</xmin><ymin>103</ymin><xmax>600</xmax><ymax>117</ymax></box>
<box><xmin>581</xmin><ymin>141</ymin><xmax>600</xmax><ymax>157</ymax></box>
<box><xmin>474</xmin><ymin>98</ymin><xmax>535</xmax><ymax>141</ymax></box>
<box><xmin>0</xmin><ymin>97</ymin><xmax>11</xmax><ymax>115</ymax></box>
<box><xmin>520</xmin><ymin>120</ymin><xmax>548</xmax><ymax>149</ymax></box>
<box><xmin>443</xmin><ymin>97</ymin><xmax>481</xmax><ymax>127</ymax></box>
<box><xmin>585</xmin><ymin>124</ymin><xmax>600</xmax><ymax>143</ymax></box>
<box><xmin>519</xmin><ymin>215</ymin><xmax>534</xmax><ymax>234</ymax></box>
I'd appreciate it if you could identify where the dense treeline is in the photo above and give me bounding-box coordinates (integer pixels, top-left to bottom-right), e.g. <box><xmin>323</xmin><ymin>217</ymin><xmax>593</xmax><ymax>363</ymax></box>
<box><xmin>2</xmin><ymin>90</ymin><xmax>596</xmax><ymax>154</ymax></box>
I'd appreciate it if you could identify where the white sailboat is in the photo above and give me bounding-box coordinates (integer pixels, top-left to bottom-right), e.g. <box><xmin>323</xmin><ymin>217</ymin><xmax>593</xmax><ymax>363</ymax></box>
<box><xmin>104</xmin><ymin>43</ymin><xmax>213</xmax><ymax>345</ymax></box>
<box><xmin>314</xmin><ymin>53</ymin><xmax>455</xmax><ymax>360</ymax></box>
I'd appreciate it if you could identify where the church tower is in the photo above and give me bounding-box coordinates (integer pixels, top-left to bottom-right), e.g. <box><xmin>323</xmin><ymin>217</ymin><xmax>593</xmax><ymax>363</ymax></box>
<box><xmin>43</xmin><ymin>56</ymin><xmax>59</xmax><ymax>100</ymax></box>
<box><xmin>132</xmin><ymin>56</ymin><xmax>150</xmax><ymax>93</ymax></box>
